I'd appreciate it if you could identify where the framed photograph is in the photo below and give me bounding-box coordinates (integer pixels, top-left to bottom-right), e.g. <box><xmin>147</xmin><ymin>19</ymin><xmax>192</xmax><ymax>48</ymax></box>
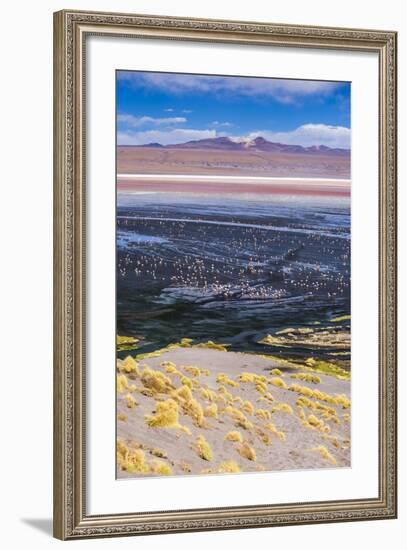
<box><xmin>53</xmin><ymin>9</ymin><xmax>397</xmax><ymax>540</ymax></box>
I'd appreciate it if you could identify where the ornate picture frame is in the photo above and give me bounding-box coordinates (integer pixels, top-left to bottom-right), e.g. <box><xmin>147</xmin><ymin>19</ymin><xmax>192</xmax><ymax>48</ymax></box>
<box><xmin>53</xmin><ymin>9</ymin><xmax>397</xmax><ymax>540</ymax></box>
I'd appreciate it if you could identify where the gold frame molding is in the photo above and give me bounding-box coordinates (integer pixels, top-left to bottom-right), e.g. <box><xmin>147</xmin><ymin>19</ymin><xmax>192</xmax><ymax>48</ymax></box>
<box><xmin>53</xmin><ymin>9</ymin><xmax>397</xmax><ymax>540</ymax></box>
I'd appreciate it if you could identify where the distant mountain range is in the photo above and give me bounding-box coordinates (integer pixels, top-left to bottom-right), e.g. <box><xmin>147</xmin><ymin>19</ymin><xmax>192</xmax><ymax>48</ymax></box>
<box><xmin>126</xmin><ymin>136</ymin><xmax>350</xmax><ymax>156</ymax></box>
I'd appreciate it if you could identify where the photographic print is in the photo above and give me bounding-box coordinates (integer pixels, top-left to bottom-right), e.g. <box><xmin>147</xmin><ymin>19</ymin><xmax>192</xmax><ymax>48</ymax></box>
<box><xmin>116</xmin><ymin>70</ymin><xmax>351</xmax><ymax>478</ymax></box>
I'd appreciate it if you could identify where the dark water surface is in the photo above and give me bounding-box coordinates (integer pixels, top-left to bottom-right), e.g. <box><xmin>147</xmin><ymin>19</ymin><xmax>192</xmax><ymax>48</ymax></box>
<box><xmin>116</xmin><ymin>192</ymin><xmax>350</xmax><ymax>359</ymax></box>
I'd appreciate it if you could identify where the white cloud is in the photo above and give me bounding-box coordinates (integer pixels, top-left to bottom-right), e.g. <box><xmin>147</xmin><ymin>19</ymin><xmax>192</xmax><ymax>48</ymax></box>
<box><xmin>210</xmin><ymin>121</ymin><xmax>234</xmax><ymax>128</ymax></box>
<box><xmin>117</xmin><ymin>71</ymin><xmax>343</xmax><ymax>103</ymax></box>
<box><xmin>117</xmin><ymin>128</ymin><xmax>216</xmax><ymax>146</ymax></box>
<box><xmin>117</xmin><ymin>114</ymin><xmax>187</xmax><ymax>127</ymax></box>
<box><xmin>246</xmin><ymin>124</ymin><xmax>350</xmax><ymax>149</ymax></box>
<box><xmin>164</xmin><ymin>108</ymin><xmax>174</xmax><ymax>112</ymax></box>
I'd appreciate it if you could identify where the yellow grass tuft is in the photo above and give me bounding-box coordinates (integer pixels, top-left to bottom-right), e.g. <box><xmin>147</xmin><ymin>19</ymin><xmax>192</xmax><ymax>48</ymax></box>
<box><xmin>335</xmin><ymin>394</ymin><xmax>351</xmax><ymax>409</ymax></box>
<box><xmin>217</xmin><ymin>373</ymin><xmax>239</xmax><ymax>387</ymax></box>
<box><xmin>195</xmin><ymin>341</ymin><xmax>228</xmax><ymax>351</ymax></box>
<box><xmin>264</xmin><ymin>422</ymin><xmax>286</xmax><ymax>441</ymax></box>
<box><xmin>150</xmin><ymin>460</ymin><xmax>173</xmax><ymax>476</ymax></box>
<box><xmin>121</xmin><ymin>355</ymin><xmax>140</xmax><ymax>374</ymax></box>
<box><xmin>241</xmin><ymin>400</ymin><xmax>254</xmax><ymax>415</ymax></box>
<box><xmin>117</xmin><ymin>412</ymin><xmax>127</xmax><ymax>422</ymax></box>
<box><xmin>238</xmin><ymin>442</ymin><xmax>257</xmax><ymax>461</ymax></box>
<box><xmin>180</xmin><ymin>375</ymin><xmax>193</xmax><ymax>388</ymax></box>
<box><xmin>217</xmin><ymin>461</ymin><xmax>241</xmax><ymax>473</ymax></box>
<box><xmin>289</xmin><ymin>383</ymin><xmax>314</xmax><ymax>397</ymax></box>
<box><xmin>145</xmin><ymin>399</ymin><xmax>180</xmax><ymax>428</ymax></box>
<box><xmin>225</xmin><ymin>430</ymin><xmax>243</xmax><ymax>442</ymax></box>
<box><xmin>270</xmin><ymin>368</ymin><xmax>283</xmax><ymax>376</ymax></box>
<box><xmin>310</xmin><ymin>445</ymin><xmax>337</xmax><ymax>465</ymax></box>
<box><xmin>224</xmin><ymin>406</ymin><xmax>253</xmax><ymax>429</ymax></box>
<box><xmin>124</xmin><ymin>393</ymin><xmax>137</xmax><ymax>409</ymax></box>
<box><xmin>290</xmin><ymin>372</ymin><xmax>321</xmax><ymax>384</ymax></box>
<box><xmin>272</xmin><ymin>403</ymin><xmax>293</xmax><ymax>415</ymax></box>
<box><xmin>255</xmin><ymin>382</ymin><xmax>268</xmax><ymax>393</ymax></box>
<box><xmin>238</xmin><ymin>372</ymin><xmax>266</xmax><ymax>384</ymax></box>
<box><xmin>201</xmin><ymin>460</ymin><xmax>242</xmax><ymax>474</ymax></box>
<box><xmin>195</xmin><ymin>435</ymin><xmax>213</xmax><ymax>461</ymax></box>
<box><xmin>117</xmin><ymin>335</ymin><xmax>138</xmax><ymax>346</ymax></box>
<box><xmin>255</xmin><ymin>409</ymin><xmax>272</xmax><ymax>420</ymax></box>
<box><xmin>296</xmin><ymin>396</ymin><xmax>315</xmax><ymax>409</ymax></box>
<box><xmin>117</xmin><ymin>440</ymin><xmax>149</xmax><ymax>474</ymax></box>
<box><xmin>184</xmin><ymin>397</ymin><xmax>204</xmax><ymax>427</ymax></box>
<box><xmin>117</xmin><ymin>374</ymin><xmax>129</xmax><ymax>394</ymax></box>
<box><xmin>150</xmin><ymin>448</ymin><xmax>168</xmax><ymax>458</ymax></box>
<box><xmin>172</xmin><ymin>384</ymin><xmax>193</xmax><ymax>403</ymax></box>
<box><xmin>269</xmin><ymin>377</ymin><xmax>288</xmax><ymax>390</ymax></box>
<box><xmin>218</xmin><ymin>385</ymin><xmax>234</xmax><ymax>402</ymax></box>
<box><xmin>141</xmin><ymin>367</ymin><xmax>174</xmax><ymax>393</ymax></box>
<box><xmin>343</xmin><ymin>413</ymin><xmax>351</xmax><ymax>422</ymax></box>
<box><xmin>202</xmin><ymin>369</ymin><xmax>211</xmax><ymax>377</ymax></box>
<box><xmin>199</xmin><ymin>387</ymin><xmax>218</xmax><ymax>402</ymax></box>
<box><xmin>204</xmin><ymin>403</ymin><xmax>218</xmax><ymax>418</ymax></box>
<box><xmin>184</xmin><ymin>365</ymin><xmax>201</xmax><ymax>377</ymax></box>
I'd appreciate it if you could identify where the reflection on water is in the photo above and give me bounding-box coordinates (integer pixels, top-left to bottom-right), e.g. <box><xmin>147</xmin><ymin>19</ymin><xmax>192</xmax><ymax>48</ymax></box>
<box><xmin>116</xmin><ymin>192</ymin><xmax>350</xmax><ymax>359</ymax></box>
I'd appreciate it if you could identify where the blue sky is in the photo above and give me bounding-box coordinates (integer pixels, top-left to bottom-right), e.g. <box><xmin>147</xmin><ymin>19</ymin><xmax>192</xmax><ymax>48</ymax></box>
<box><xmin>117</xmin><ymin>71</ymin><xmax>350</xmax><ymax>148</ymax></box>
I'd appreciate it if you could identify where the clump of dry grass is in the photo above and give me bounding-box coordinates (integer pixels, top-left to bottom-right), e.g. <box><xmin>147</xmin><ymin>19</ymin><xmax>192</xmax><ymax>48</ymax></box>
<box><xmin>172</xmin><ymin>384</ymin><xmax>193</xmax><ymax>403</ymax></box>
<box><xmin>225</xmin><ymin>430</ymin><xmax>243</xmax><ymax>442</ymax></box>
<box><xmin>296</xmin><ymin>396</ymin><xmax>315</xmax><ymax>409</ymax></box>
<box><xmin>290</xmin><ymin>373</ymin><xmax>321</xmax><ymax>384</ymax></box>
<box><xmin>335</xmin><ymin>394</ymin><xmax>351</xmax><ymax>409</ymax></box>
<box><xmin>310</xmin><ymin>445</ymin><xmax>337</xmax><ymax>465</ymax></box>
<box><xmin>180</xmin><ymin>375</ymin><xmax>193</xmax><ymax>388</ymax></box>
<box><xmin>119</xmin><ymin>355</ymin><xmax>140</xmax><ymax>375</ymax></box>
<box><xmin>270</xmin><ymin>368</ymin><xmax>283</xmax><ymax>376</ymax></box>
<box><xmin>238</xmin><ymin>442</ymin><xmax>257</xmax><ymax>461</ymax></box>
<box><xmin>241</xmin><ymin>400</ymin><xmax>254</xmax><ymax>415</ymax></box>
<box><xmin>161</xmin><ymin>362</ymin><xmax>182</xmax><ymax>376</ymax></box>
<box><xmin>117</xmin><ymin>439</ymin><xmax>149</xmax><ymax>474</ymax></box>
<box><xmin>217</xmin><ymin>461</ymin><xmax>241</xmax><ymax>473</ymax></box>
<box><xmin>255</xmin><ymin>381</ymin><xmax>268</xmax><ymax>393</ymax></box>
<box><xmin>238</xmin><ymin>372</ymin><xmax>267</xmax><ymax>384</ymax></box>
<box><xmin>272</xmin><ymin>403</ymin><xmax>293</xmax><ymax>415</ymax></box>
<box><xmin>201</xmin><ymin>460</ymin><xmax>242</xmax><ymax>474</ymax></box>
<box><xmin>257</xmin><ymin>392</ymin><xmax>274</xmax><ymax>404</ymax></box>
<box><xmin>184</xmin><ymin>366</ymin><xmax>201</xmax><ymax>377</ymax></box>
<box><xmin>117</xmin><ymin>374</ymin><xmax>129</xmax><ymax>394</ymax></box>
<box><xmin>150</xmin><ymin>448</ymin><xmax>168</xmax><ymax>458</ymax></box>
<box><xmin>117</xmin><ymin>412</ymin><xmax>127</xmax><ymax>422</ymax></box>
<box><xmin>255</xmin><ymin>409</ymin><xmax>272</xmax><ymax>420</ymax></box>
<box><xmin>145</xmin><ymin>399</ymin><xmax>180</xmax><ymax>428</ymax></box>
<box><xmin>199</xmin><ymin>387</ymin><xmax>218</xmax><ymax>402</ymax></box>
<box><xmin>204</xmin><ymin>403</ymin><xmax>218</xmax><ymax>418</ymax></box>
<box><xmin>218</xmin><ymin>385</ymin><xmax>234</xmax><ymax>402</ymax></box>
<box><xmin>141</xmin><ymin>367</ymin><xmax>174</xmax><ymax>393</ymax></box>
<box><xmin>124</xmin><ymin>393</ymin><xmax>137</xmax><ymax>409</ymax></box>
<box><xmin>343</xmin><ymin>413</ymin><xmax>351</xmax><ymax>422</ymax></box>
<box><xmin>264</xmin><ymin>422</ymin><xmax>286</xmax><ymax>441</ymax></box>
<box><xmin>184</xmin><ymin>397</ymin><xmax>205</xmax><ymax>427</ymax></box>
<box><xmin>269</xmin><ymin>377</ymin><xmax>288</xmax><ymax>390</ymax></box>
<box><xmin>289</xmin><ymin>383</ymin><xmax>314</xmax><ymax>397</ymax></box>
<box><xmin>217</xmin><ymin>373</ymin><xmax>239</xmax><ymax>387</ymax></box>
<box><xmin>255</xmin><ymin>427</ymin><xmax>272</xmax><ymax>445</ymax></box>
<box><xmin>195</xmin><ymin>341</ymin><xmax>228</xmax><ymax>351</ymax></box>
<box><xmin>224</xmin><ymin>406</ymin><xmax>253</xmax><ymax>429</ymax></box>
<box><xmin>150</xmin><ymin>460</ymin><xmax>173</xmax><ymax>476</ymax></box>
<box><xmin>195</xmin><ymin>435</ymin><xmax>213</xmax><ymax>461</ymax></box>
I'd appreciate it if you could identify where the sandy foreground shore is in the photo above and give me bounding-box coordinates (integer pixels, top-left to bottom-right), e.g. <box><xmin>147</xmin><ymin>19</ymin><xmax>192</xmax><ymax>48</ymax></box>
<box><xmin>117</xmin><ymin>344</ymin><xmax>350</xmax><ymax>478</ymax></box>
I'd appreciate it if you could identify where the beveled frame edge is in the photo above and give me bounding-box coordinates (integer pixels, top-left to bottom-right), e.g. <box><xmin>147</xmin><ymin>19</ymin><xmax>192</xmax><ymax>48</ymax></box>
<box><xmin>53</xmin><ymin>9</ymin><xmax>397</xmax><ymax>540</ymax></box>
